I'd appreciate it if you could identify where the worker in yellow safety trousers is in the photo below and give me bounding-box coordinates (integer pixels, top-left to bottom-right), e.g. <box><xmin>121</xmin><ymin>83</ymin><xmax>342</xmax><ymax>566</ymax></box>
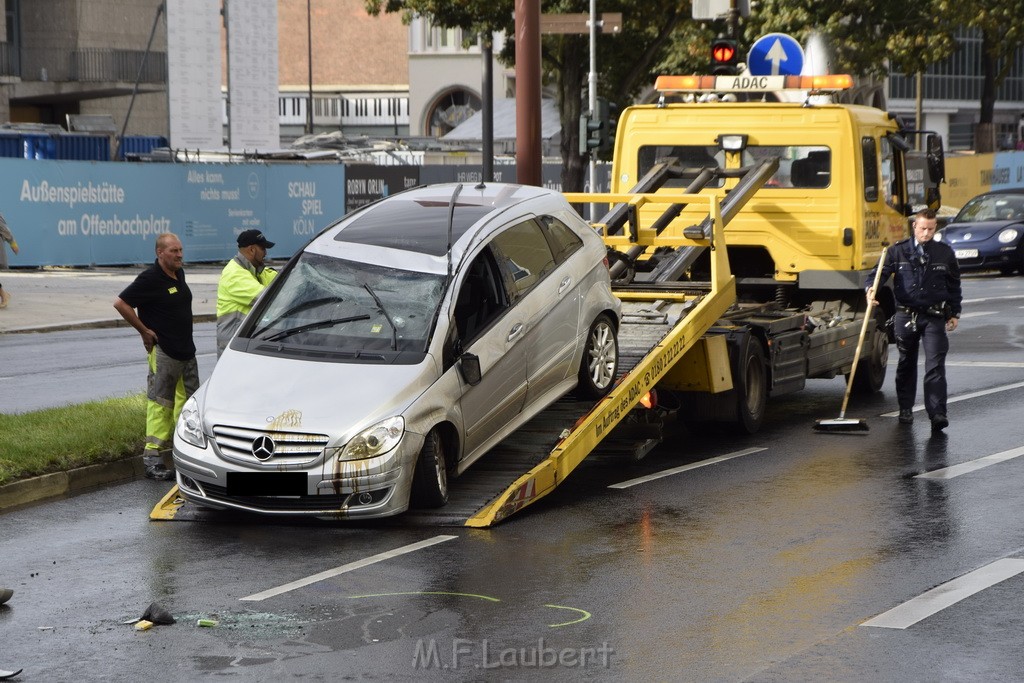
<box><xmin>216</xmin><ymin>229</ymin><xmax>278</xmax><ymax>357</ymax></box>
<box><xmin>114</xmin><ymin>233</ymin><xmax>200</xmax><ymax>481</ymax></box>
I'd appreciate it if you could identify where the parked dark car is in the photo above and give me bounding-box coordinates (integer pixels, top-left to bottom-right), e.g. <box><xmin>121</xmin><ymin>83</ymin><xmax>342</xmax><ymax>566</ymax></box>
<box><xmin>936</xmin><ymin>189</ymin><xmax>1024</xmax><ymax>275</ymax></box>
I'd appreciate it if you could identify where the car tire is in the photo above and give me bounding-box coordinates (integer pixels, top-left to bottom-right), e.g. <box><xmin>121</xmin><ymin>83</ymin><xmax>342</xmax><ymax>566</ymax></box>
<box><xmin>731</xmin><ymin>335</ymin><xmax>767</xmax><ymax>435</ymax></box>
<box><xmin>576</xmin><ymin>314</ymin><xmax>618</xmax><ymax>399</ymax></box>
<box><xmin>850</xmin><ymin>310</ymin><xmax>889</xmax><ymax>395</ymax></box>
<box><xmin>411</xmin><ymin>429</ymin><xmax>448</xmax><ymax>508</ymax></box>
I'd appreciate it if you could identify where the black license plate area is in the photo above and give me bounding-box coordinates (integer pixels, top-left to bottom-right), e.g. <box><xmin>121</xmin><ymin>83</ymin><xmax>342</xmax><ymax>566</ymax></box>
<box><xmin>227</xmin><ymin>472</ymin><xmax>307</xmax><ymax>496</ymax></box>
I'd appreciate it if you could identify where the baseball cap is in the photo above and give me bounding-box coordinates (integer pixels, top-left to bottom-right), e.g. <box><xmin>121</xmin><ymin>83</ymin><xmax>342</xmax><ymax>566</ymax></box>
<box><xmin>237</xmin><ymin>229</ymin><xmax>274</xmax><ymax>249</ymax></box>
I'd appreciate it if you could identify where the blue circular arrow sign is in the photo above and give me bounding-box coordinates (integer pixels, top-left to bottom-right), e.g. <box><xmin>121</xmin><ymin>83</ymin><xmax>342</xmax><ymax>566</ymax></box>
<box><xmin>748</xmin><ymin>33</ymin><xmax>804</xmax><ymax>76</ymax></box>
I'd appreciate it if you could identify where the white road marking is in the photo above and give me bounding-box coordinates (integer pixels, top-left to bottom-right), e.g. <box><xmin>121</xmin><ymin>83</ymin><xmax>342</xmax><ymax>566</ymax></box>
<box><xmin>608</xmin><ymin>447</ymin><xmax>767</xmax><ymax>490</ymax></box>
<box><xmin>240</xmin><ymin>535</ymin><xmax>458</xmax><ymax>601</ymax></box>
<box><xmin>962</xmin><ymin>294</ymin><xmax>1024</xmax><ymax>304</ymax></box>
<box><xmin>916</xmin><ymin>446</ymin><xmax>1024</xmax><ymax>480</ymax></box>
<box><xmin>957</xmin><ymin>310</ymin><xmax>996</xmax><ymax>319</ymax></box>
<box><xmin>946</xmin><ymin>361</ymin><xmax>1024</xmax><ymax>368</ymax></box>
<box><xmin>862</xmin><ymin>558</ymin><xmax>1024</xmax><ymax>629</ymax></box>
<box><xmin>881</xmin><ymin>380</ymin><xmax>1024</xmax><ymax>417</ymax></box>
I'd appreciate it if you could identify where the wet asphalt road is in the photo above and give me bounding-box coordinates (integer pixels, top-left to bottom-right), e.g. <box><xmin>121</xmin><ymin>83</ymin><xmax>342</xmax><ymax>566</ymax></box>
<box><xmin>2</xmin><ymin>275</ymin><xmax>1024</xmax><ymax>681</ymax></box>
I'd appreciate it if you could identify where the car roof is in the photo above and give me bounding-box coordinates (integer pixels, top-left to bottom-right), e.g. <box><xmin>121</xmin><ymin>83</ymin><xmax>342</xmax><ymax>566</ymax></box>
<box><xmin>326</xmin><ymin>183</ymin><xmax>558</xmax><ymax>257</ymax></box>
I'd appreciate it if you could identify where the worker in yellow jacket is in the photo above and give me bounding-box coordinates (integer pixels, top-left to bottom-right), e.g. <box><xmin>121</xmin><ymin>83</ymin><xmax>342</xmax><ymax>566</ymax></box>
<box><xmin>216</xmin><ymin>229</ymin><xmax>278</xmax><ymax>356</ymax></box>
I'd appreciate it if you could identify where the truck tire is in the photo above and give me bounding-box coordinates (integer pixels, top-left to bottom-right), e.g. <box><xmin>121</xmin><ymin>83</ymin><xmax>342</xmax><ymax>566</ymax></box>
<box><xmin>731</xmin><ymin>336</ymin><xmax>767</xmax><ymax>434</ymax></box>
<box><xmin>411</xmin><ymin>429</ymin><xmax>448</xmax><ymax>508</ymax></box>
<box><xmin>850</xmin><ymin>311</ymin><xmax>889</xmax><ymax>395</ymax></box>
<box><xmin>576</xmin><ymin>314</ymin><xmax>618</xmax><ymax>399</ymax></box>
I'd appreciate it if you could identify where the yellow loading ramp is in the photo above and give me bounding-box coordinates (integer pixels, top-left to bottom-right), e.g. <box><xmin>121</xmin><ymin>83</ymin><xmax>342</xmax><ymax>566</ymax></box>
<box><xmin>465</xmin><ymin>191</ymin><xmax>737</xmax><ymax>527</ymax></box>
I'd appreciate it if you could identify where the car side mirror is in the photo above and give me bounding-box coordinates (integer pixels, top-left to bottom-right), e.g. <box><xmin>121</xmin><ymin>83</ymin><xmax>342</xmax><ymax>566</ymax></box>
<box><xmin>459</xmin><ymin>352</ymin><xmax>482</xmax><ymax>385</ymax></box>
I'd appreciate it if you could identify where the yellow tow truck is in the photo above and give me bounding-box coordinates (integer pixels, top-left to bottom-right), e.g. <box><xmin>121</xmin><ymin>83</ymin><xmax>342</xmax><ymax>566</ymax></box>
<box><xmin>153</xmin><ymin>74</ymin><xmax>945</xmax><ymax>527</ymax></box>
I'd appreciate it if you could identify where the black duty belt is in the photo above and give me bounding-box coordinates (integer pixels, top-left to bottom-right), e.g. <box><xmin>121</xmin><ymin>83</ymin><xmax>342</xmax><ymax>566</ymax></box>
<box><xmin>897</xmin><ymin>305</ymin><xmax>942</xmax><ymax>317</ymax></box>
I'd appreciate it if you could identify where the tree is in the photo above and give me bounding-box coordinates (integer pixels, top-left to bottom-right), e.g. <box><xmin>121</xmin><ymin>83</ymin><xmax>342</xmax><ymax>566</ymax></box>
<box><xmin>747</xmin><ymin>0</ymin><xmax>1024</xmax><ymax>153</ymax></box>
<box><xmin>365</xmin><ymin>0</ymin><xmax>713</xmax><ymax>191</ymax></box>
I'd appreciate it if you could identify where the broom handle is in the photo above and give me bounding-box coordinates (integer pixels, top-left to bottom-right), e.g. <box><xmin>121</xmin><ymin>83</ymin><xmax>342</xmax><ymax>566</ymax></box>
<box><xmin>839</xmin><ymin>246</ymin><xmax>888</xmax><ymax>418</ymax></box>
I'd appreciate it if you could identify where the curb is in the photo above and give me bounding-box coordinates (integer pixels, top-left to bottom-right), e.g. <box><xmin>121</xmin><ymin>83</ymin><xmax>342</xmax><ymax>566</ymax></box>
<box><xmin>0</xmin><ymin>457</ymin><xmax>145</xmax><ymax>512</ymax></box>
<box><xmin>2</xmin><ymin>313</ymin><xmax>217</xmax><ymax>335</ymax></box>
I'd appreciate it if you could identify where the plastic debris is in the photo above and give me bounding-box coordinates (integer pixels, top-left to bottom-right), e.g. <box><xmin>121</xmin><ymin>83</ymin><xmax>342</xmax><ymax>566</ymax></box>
<box><xmin>140</xmin><ymin>602</ymin><xmax>176</xmax><ymax>625</ymax></box>
<box><xmin>37</xmin><ymin>626</ymin><xmax>53</xmax><ymax>631</ymax></box>
<box><xmin>0</xmin><ymin>668</ymin><xmax>24</xmax><ymax>680</ymax></box>
<box><xmin>134</xmin><ymin>620</ymin><xmax>154</xmax><ymax>631</ymax></box>
<box><xmin>0</xmin><ymin>588</ymin><xmax>12</xmax><ymax>605</ymax></box>
<box><xmin>196</xmin><ymin>618</ymin><xmax>219</xmax><ymax>627</ymax></box>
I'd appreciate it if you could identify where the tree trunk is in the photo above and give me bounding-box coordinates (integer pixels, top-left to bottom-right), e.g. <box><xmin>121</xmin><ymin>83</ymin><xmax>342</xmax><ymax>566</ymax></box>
<box><xmin>975</xmin><ymin>34</ymin><xmax>997</xmax><ymax>153</ymax></box>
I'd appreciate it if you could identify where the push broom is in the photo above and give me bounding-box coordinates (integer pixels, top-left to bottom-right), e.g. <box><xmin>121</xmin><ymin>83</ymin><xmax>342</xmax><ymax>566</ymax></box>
<box><xmin>814</xmin><ymin>246</ymin><xmax>888</xmax><ymax>433</ymax></box>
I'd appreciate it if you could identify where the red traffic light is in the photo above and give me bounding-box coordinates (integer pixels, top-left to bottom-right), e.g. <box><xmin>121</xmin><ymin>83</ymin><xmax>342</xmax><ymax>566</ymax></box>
<box><xmin>711</xmin><ymin>40</ymin><xmax>737</xmax><ymax>65</ymax></box>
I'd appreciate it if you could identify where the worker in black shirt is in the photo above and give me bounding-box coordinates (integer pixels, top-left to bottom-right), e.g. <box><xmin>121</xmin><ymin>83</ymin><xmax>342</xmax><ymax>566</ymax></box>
<box><xmin>114</xmin><ymin>232</ymin><xmax>200</xmax><ymax>480</ymax></box>
<box><xmin>866</xmin><ymin>209</ymin><xmax>962</xmax><ymax>431</ymax></box>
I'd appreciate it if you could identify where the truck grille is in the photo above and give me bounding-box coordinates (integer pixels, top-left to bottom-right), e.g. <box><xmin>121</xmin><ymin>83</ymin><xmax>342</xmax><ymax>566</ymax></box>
<box><xmin>212</xmin><ymin>424</ymin><xmax>329</xmax><ymax>466</ymax></box>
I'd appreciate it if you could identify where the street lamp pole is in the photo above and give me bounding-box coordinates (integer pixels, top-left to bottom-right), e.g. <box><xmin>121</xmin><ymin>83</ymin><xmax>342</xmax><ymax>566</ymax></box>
<box><xmin>306</xmin><ymin>0</ymin><xmax>314</xmax><ymax>135</ymax></box>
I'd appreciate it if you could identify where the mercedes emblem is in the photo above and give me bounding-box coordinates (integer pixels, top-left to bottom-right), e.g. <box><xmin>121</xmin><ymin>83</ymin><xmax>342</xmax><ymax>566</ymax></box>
<box><xmin>251</xmin><ymin>434</ymin><xmax>276</xmax><ymax>461</ymax></box>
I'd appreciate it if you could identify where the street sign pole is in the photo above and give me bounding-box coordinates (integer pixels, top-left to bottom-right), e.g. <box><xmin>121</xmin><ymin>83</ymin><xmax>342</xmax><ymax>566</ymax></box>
<box><xmin>588</xmin><ymin>0</ymin><xmax>597</xmax><ymax>219</ymax></box>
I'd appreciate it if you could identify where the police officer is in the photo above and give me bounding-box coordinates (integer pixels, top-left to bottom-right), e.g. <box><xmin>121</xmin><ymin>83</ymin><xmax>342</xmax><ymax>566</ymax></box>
<box><xmin>866</xmin><ymin>209</ymin><xmax>962</xmax><ymax>430</ymax></box>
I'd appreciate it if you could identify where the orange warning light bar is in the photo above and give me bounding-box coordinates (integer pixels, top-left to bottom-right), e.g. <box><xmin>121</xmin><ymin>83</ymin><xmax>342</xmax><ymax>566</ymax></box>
<box><xmin>655</xmin><ymin>74</ymin><xmax>854</xmax><ymax>93</ymax></box>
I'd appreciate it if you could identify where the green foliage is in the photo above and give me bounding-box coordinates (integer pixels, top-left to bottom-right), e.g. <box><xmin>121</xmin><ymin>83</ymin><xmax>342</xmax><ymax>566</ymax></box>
<box><xmin>0</xmin><ymin>394</ymin><xmax>146</xmax><ymax>486</ymax></box>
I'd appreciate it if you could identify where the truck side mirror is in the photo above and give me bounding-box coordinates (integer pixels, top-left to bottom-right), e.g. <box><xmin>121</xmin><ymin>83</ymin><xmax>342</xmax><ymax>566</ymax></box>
<box><xmin>926</xmin><ymin>134</ymin><xmax>945</xmax><ymax>184</ymax></box>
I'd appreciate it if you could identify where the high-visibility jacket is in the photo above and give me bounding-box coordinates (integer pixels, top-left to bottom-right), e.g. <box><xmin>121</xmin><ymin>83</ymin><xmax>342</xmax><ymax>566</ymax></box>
<box><xmin>216</xmin><ymin>254</ymin><xmax>277</xmax><ymax>355</ymax></box>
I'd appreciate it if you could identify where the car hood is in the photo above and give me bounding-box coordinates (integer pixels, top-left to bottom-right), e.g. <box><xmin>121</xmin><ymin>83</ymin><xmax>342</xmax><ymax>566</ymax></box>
<box><xmin>941</xmin><ymin>220</ymin><xmax>1020</xmax><ymax>243</ymax></box>
<box><xmin>200</xmin><ymin>350</ymin><xmax>439</xmax><ymax>442</ymax></box>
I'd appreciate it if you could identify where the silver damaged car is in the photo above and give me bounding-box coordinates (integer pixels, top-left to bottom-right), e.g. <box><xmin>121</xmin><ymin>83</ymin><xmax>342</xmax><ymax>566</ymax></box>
<box><xmin>173</xmin><ymin>183</ymin><xmax>621</xmax><ymax>518</ymax></box>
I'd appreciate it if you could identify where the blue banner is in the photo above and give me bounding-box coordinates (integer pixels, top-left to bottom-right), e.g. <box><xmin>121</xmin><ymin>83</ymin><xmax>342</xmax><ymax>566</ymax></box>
<box><xmin>0</xmin><ymin>158</ymin><xmax>347</xmax><ymax>267</ymax></box>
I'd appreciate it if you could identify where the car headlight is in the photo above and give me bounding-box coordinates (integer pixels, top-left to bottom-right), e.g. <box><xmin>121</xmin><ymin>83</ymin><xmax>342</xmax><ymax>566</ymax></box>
<box><xmin>933</xmin><ymin>232</ymin><xmax>943</xmax><ymax>242</ymax></box>
<box><xmin>998</xmin><ymin>228</ymin><xmax>1019</xmax><ymax>244</ymax></box>
<box><xmin>337</xmin><ymin>416</ymin><xmax>404</xmax><ymax>461</ymax></box>
<box><xmin>175</xmin><ymin>396</ymin><xmax>206</xmax><ymax>448</ymax></box>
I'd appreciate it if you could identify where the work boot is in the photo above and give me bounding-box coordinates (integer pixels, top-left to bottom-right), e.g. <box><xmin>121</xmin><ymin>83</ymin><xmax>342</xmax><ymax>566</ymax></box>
<box><xmin>145</xmin><ymin>464</ymin><xmax>176</xmax><ymax>481</ymax></box>
<box><xmin>898</xmin><ymin>408</ymin><xmax>914</xmax><ymax>424</ymax></box>
<box><xmin>931</xmin><ymin>414</ymin><xmax>949</xmax><ymax>431</ymax></box>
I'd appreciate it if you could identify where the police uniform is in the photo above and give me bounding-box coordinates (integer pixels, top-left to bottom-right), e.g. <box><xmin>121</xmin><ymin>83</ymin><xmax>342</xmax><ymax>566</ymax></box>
<box><xmin>867</xmin><ymin>237</ymin><xmax>962</xmax><ymax>426</ymax></box>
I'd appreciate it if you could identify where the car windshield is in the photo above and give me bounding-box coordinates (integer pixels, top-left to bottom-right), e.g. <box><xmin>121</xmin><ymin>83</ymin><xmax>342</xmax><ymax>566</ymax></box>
<box><xmin>245</xmin><ymin>252</ymin><xmax>445</xmax><ymax>354</ymax></box>
<box><xmin>954</xmin><ymin>194</ymin><xmax>1024</xmax><ymax>223</ymax></box>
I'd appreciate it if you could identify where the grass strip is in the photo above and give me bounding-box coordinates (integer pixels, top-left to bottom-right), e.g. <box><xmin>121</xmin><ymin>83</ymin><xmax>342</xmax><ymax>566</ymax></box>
<box><xmin>0</xmin><ymin>393</ymin><xmax>147</xmax><ymax>486</ymax></box>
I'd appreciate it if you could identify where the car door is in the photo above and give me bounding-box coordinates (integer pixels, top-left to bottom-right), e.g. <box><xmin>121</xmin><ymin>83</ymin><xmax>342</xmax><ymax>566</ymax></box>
<box><xmin>453</xmin><ymin>246</ymin><xmax>528</xmax><ymax>456</ymax></box>
<box><xmin>491</xmin><ymin>218</ymin><xmax>581</xmax><ymax>408</ymax></box>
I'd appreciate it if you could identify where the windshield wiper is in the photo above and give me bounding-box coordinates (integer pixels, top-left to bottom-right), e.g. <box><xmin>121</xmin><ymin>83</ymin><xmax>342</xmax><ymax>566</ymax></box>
<box><xmin>362</xmin><ymin>283</ymin><xmax>398</xmax><ymax>351</ymax></box>
<box><xmin>252</xmin><ymin>296</ymin><xmax>345</xmax><ymax>338</ymax></box>
<box><xmin>262</xmin><ymin>314</ymin><xmax>370</xmax><ymax>343</ymax></box>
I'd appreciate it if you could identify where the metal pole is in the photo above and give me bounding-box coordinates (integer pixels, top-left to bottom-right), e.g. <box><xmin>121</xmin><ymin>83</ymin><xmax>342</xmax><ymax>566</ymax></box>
<box><xmin>117</xmin><ymin>1</ymin><xmax>164</xmax><ymax>160</ymax></box>
<box><xmin>915</xmin><ymin>72</ymin><xmax>923</xmax><ymax>151</ymax></box>
<box><xmin>223</xmin><ymin>0</ymin><xmax>231</xmax><ymax>151</ymax></box>
<box><xmin>307</xmin><ymin>0</ymin><xmax>314</xmax><ymax>135</ymax></box>
<box><xmin>481</xmin><ymin>34</ymin><xmax>494</xmax><ymax>183</ymax></box>
<box><xmin>587</xmin><ymin>0</ymin><xmax>597</xmax><ymax>218</ymax></box>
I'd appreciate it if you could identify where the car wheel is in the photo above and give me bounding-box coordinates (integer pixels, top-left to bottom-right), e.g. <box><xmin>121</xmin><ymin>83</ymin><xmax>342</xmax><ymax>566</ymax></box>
<box><xmin>731</xmin><ymin>335</ymin><xmax>767</xmax><ymax>435</ymax></box>
<box><xmin>411</xmin><ymin>429</ymin><xmax>448</xmax><ymax>508</ymax></box>
<box><xmin>576</xmin><ymin>314</ymin><xmax>618</xmax><ymax>399</ymax></box>
<box><xmin>850</xmin><ymin>310</ymin><xmax>889</xmax><ymax>395</ymax></box>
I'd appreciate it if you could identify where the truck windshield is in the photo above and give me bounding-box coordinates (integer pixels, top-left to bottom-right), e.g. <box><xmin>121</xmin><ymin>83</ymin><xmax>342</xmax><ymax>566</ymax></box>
<box><xmin>244</xmin><ymin>252</ymin><xmax>445</xmax><ymax>355</ymax></box>
<box><xmin>637</xmin><ymin>144</ymin><xmax>831</xmax><ymax>189</ymax></box>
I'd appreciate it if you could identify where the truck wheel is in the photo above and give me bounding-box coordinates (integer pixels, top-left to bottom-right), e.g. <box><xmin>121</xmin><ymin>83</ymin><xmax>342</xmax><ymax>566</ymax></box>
<box><xmin>732</xmin><ymin>336</ymin><xmax>767</xmax><ymax>434</ymax></box>
<box><xmin>850</xmin><ymin>311</ymin><xmax>889</xmax><ymax>395</ymax></box>
<box><xmin>411</xmin><ymin>430</ymin><xmax>448</xmax><ymax>508</ymax></box>
<box><xmin>576</xmin><ymin>314</ymin><xmax>618</xmax><ymax>399</ymax></box>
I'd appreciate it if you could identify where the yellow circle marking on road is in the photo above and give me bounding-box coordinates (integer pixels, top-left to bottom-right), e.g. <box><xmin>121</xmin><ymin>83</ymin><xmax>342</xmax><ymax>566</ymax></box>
<box><xmin>544</xmin><ymin>604</ymin><xmax>592</xmax><ymax>628</ymax></box>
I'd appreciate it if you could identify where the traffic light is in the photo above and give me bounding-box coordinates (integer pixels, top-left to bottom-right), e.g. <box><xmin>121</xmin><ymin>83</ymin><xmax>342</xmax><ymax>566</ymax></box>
<box><xmin>710</xmin><ymin>37</ymin><xmax>739</xmax><ymax>75</ymax></box>
<box><xmin>579</xmin><ymin>97</ymin><xmax>612</xmax><ymax>157</ymax></box>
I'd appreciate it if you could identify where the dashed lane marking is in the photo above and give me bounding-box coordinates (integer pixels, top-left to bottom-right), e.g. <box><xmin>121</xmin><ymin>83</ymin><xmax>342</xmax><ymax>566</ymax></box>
<box><xmin>862</xmin><ymin>558</ymin><xmax>1024</xmax><ymax>629</ymax></box>
<box><xmin>881</xmin><ymin>380</ymin><xmax>1024</xmax><ymax>418</ymax></box>
<box><xmin>916</xmin><ymin>446</ymin><xmax>1024</xmax><ymax>480</ymax></box>
<box><xmin>957</xmin><ymin>310</ymin><xmax>996</xmax><ymax>319</ymax></box>
<box><xmin>240</xmin><ymin>535</ymin><xmax>458</xmax><ymax>601</ymax></box>
<box><xmin>608</xmin><ymin>447</ymin><xmax>767</xmax><ymax>490</ymax></box>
